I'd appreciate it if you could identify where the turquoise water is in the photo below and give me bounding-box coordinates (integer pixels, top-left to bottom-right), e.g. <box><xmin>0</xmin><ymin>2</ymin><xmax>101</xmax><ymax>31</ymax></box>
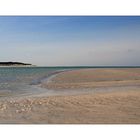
<box><xmin>0</xmin><ymin>67</ymin><xmax>73</xmax><ymax>96</ymax></box>
<box><xmin>0</xmin><ymin>66</ymin><xmax>140</xmax><ymax>97</ymax></box>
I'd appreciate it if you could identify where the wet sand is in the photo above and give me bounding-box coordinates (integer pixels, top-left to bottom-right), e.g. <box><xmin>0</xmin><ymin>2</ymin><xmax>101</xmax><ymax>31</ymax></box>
<box><xmin>0</xmin><ymin>68</ymin><xmax>140</xmax><ymax>124</ymax></box>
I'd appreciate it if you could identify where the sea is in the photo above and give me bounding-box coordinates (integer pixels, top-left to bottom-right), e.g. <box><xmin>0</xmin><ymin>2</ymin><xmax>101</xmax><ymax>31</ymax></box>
<box><xmin>0</xmin><ymin>66</ymin><xmax>140</xmax><ymax>97</ymax></box>
<box><xmin>0</xmin><ymin>67</ymin><xmax>75</xmax><ymax>97</ymax></box>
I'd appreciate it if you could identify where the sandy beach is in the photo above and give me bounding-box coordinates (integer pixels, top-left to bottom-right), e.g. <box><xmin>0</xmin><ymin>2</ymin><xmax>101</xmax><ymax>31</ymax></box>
<box><xmin>0</xmin><ymin>68</ymin><xmax>140</xmax><ymax>124</ymax></box>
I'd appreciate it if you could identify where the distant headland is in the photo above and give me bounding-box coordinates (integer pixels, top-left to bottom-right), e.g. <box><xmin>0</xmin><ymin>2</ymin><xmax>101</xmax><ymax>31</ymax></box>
<box><xmin>0</xmin><ymin>62</ymin><xmax>32</xmax><ymax>66</ymax></box>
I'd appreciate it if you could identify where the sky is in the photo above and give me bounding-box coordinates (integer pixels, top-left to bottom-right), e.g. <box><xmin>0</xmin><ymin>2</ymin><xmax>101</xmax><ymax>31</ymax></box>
<box><xmin>0</xmin><ymin>16</ymin><xmax>140</xmax><ymax>66</ymax></box>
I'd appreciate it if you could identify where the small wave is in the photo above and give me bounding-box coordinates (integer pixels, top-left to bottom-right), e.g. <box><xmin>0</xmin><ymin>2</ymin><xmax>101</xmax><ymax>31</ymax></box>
<box><xmin>30</xmin><ymin>69</ymin><xmax>68</xmax><ymax>86</ymax></box>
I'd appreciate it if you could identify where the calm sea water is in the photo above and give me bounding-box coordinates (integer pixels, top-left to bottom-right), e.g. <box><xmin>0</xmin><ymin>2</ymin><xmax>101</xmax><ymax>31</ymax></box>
<box><xmin>0</xmin><ymin>66</ymin><xmax>140</xmax><ymax>97</ymax></box>
<box><xmin>0</xmin><ymin>67</ymin><xmax>74</xmax><ymax>96</ymax></box>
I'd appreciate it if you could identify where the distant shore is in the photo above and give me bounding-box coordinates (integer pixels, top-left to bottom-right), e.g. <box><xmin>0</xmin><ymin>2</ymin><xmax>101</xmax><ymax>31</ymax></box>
<box><xmin>0</xmin><ymin>62</ymin><xmax>34</xmax><ymax>67</ymax></box>
<box><xmin>0</xmin><ymin>68</ymin><xmax>140</xmax><ymax>124</ymax></box>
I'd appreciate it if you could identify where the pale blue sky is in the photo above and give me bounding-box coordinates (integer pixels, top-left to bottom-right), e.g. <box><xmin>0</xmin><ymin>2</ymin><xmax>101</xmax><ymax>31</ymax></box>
<box><xmin>0</xmin><ymin>16</ymin><xmax>140</xmax><ymax>66</ymax></box>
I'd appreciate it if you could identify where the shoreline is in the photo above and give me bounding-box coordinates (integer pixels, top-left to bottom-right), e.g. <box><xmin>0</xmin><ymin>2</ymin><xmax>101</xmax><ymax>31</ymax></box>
<box><xmin>0</xmin><ymin>65</ymin><xmax>36</xmax><ymax>67</ymax></box>
<box><xmin>0</xmin><ymin>68</ymin><xmax>72</xmax><ymax>99</ymax></box>
<box><xmin>0</xmin><ymin>68</ymin><xmax>140</xmax><ymax>123</ymax></box>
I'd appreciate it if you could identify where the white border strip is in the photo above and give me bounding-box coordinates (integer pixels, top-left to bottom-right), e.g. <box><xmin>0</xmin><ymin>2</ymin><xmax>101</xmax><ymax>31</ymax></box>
<box><xmin>0</xmin><ymin>0</ymin><xmax>140</xmax><ymax>15</ymax></box>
